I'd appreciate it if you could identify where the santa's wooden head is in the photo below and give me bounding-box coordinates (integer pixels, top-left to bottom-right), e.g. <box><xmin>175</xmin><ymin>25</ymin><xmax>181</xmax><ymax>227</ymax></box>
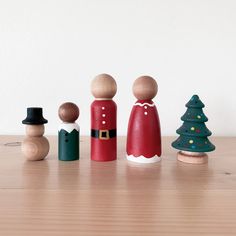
<box><xmin>91</xmin><ymin>74</ymin><xmax>117</xmax><ymax>100</ymax></box>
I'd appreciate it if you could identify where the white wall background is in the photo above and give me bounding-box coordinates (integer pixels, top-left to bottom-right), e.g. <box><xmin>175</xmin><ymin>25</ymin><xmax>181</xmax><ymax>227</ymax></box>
<box><xmin>0</xmin><ymin>0</ymin><xmax>235</xmax><ymax>136</ymax></box>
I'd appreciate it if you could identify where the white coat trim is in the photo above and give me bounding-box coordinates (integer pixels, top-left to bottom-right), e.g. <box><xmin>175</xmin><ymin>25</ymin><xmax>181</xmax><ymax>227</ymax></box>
<box><xmin>134</xmin><ymin>102</ymin><xmax>155</xmax><ymax>107</ymax></box>
<box><xmin>58</xmin><ymin>123</ymin><xmax>80</xmax><ymax>133</ymax></box>
<box><xmin>127</xmin><ymin>154</ymin><xmax>161</xmax><ymax>163</ymax></box>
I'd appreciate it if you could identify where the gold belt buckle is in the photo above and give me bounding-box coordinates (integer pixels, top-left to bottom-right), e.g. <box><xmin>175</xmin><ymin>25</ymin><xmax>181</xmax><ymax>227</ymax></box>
<box><xmin>99</xmin><ymin>130</ymin><xmax>109</xmax><ymax>140</ymax></box>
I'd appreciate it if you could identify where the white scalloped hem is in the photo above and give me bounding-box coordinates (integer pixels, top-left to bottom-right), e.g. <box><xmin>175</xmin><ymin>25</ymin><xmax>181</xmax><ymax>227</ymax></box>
<box><xmin>127</xmin><ymin>154</ymin><xmax>161</xmax><ymax>163</ymax></box>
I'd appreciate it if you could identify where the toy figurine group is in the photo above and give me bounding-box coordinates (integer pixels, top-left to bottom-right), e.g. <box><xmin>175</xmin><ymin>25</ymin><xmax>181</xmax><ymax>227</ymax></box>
<box><xmin>21</xmin><ymin>74</ymin><xmax>215</xmax><ymax>165</ymax></box>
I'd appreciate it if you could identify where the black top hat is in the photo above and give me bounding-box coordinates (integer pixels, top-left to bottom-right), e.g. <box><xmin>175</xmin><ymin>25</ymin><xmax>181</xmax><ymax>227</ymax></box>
<box><xmin>22</xmin><ymin>107</ymin><xmax>48</xmax><ymax>125</ymax></box>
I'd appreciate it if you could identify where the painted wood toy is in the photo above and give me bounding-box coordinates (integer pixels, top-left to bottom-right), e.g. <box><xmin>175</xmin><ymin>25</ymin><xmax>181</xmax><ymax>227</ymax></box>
<box><xmin>91</xmin><ymin>73</ymin><xmax>117</xmax><ymax>161</ymax></box>
<box><xmin>172</xmin><ymin>95</ymin><xmax>215</xmax><ymax>164</ymax></box>
<box><xmin>58</xmin><ymin>102</ymin><xmax>80</xmax><ymax>161</ymax></box>
<box><xmin>126</xmin><ymin>76</ymin><xmax>161</xmax><ymax>163</ymax></box>
<box><xmin>22</xmin><ymin>107</ymin><xmax>49</xmax><ymax>161</ymax></box>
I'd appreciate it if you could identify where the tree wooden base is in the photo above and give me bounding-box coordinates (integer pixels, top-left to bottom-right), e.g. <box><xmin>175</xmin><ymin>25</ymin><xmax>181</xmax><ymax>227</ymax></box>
<box><xmin>177</xmin><ymin>151</ymin><xmax>208</xmax><ymax>164</ymax></box>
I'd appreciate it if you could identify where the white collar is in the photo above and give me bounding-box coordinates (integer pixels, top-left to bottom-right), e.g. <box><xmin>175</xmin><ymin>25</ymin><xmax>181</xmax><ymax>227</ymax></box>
<box><xmin>59</xmin><ymin>123</ymin><xmax>80</xmax><ymax>132</ymax></box>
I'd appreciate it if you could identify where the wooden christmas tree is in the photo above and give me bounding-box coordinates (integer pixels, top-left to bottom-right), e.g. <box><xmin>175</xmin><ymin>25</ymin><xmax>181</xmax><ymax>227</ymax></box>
<box><xmin>172</xmin><ymin>95</ymin><xmax>215</xmax><ymax>164</ymax></box>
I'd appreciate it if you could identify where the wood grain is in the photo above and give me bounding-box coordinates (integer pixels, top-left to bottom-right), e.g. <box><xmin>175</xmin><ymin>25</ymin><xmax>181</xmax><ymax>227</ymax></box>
<box><xmin>0</xmin><ymin>136</ymin><xmax>235</xmax><ymax>236</ymax></box>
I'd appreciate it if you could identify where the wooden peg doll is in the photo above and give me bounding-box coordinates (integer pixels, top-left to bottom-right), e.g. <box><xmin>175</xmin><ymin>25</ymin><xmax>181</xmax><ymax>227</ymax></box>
<box><xmin>58</xmin><ymin>102</ymin><xmax>80</xmax><ymax>161</ymax></box>
<box><xmin>91</xmin><ymin>74</ymin><xmax>117</xmax><ymax>161</ymax></box>
<box><xmin>126</xmin><ymin>76</ymin><xmax>161</xmax><ymax>163</ymax></box>
<box><xmin>172</xmin><ymin>95</ymin><xmax>215</xmax><ymax>164</ymax></box>
<box><xmin>22</xmin><ymin>107</ymin><xmax>50</xmax><ymax>161</ymax></box>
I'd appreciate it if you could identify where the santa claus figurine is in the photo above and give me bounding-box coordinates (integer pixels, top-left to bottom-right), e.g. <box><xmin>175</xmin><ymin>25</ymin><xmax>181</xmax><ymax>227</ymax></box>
<box><xmin>91</xmin><ymin>74</ymin><xmax>117</xmax><ymax>161</ymax></box>
<box><xmin>126</xmin><ymin>76</ymin><xmax>161</xmax><ymax>163</ymax></box>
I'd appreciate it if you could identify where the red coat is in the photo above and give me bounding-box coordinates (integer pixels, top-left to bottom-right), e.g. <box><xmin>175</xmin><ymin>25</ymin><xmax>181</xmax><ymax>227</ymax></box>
<box><xmin>126</xmin><ymin>100</ymin><xmax>161</xmax><ymax>158</ymax></box>
<box><xmin>91</xmin><ymin>100</ymin><xmax>117</xmax><ymax>161</ymax></box>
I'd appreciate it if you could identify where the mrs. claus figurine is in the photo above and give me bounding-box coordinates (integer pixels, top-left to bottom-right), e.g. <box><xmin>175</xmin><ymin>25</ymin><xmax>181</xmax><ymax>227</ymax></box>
<box><xmin>91</xmin><ymin>74</ymin><xmax>117</xmax><ymax>161</ymax></box>
<box><xmin>126</xmin><ymin>76</ymin><xmax>162</xmax><ymax>163</ymax></box>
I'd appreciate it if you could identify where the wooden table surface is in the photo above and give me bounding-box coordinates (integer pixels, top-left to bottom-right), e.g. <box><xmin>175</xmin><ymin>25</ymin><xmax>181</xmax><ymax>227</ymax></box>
<box><xmin>0</xmin><ymin>136</ymin><xmax>235</xmax><ymax>236</ymax></box>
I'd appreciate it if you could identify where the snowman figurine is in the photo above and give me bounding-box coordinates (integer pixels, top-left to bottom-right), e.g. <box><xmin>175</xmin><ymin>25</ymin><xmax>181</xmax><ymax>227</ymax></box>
<box><xmin>22</xmin><ymin>107</ymin><xmax>49</xmax><ymax>161</ymax></box>
<box><xmin>126</xmin><ymin>76</ymin><xmax>162</xmax><ymax>163</ymax></box>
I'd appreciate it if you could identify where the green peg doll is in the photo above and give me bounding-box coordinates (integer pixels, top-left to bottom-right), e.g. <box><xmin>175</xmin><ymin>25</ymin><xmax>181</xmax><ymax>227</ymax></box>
<box><xmin>58</xmin><ymin>102</ymin><xmax>80</xmax><ymax>161</ymax></box>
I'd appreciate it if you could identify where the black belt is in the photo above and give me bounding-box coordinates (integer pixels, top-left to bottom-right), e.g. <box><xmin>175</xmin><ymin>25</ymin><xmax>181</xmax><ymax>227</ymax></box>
<box><xmin>91</xmin><ymin>129</ymin><xmax>116</xmax><ymax>140</ymax></box>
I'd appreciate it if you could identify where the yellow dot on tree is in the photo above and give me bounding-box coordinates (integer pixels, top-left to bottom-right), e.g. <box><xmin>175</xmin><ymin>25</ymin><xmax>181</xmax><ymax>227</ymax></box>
<box><xmin>189</xmin><ymin>140</ymin><xmax>194</xmax><ymax>144</ymax></box>
<box><xmin>197</xmin><ymin>115</ymin><xmax>201</xmax><ymax>119</ymax></box>
<box><xmin>191</xmin><ymin>127</ymin><xmax>195</xmax><ymax>131</ymax></box>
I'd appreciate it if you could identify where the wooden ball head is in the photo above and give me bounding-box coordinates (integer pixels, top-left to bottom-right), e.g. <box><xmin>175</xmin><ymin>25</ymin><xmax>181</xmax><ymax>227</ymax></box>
<box><xmin>133</xmin><ymin>76</ymin><xmax>158</xmax><ymax>100</ymax></box>
<box><xmin>177</xmin><ymin>151</ymin><xmax>208</xmax><ymax>164</ymax></box>
<box><xmin>22</xmin><ymin>125</ymin><xmax>49</xmax><ymax>161</ymax></box>
<box><xmin>25</xmin><ymin>125</ymin><xmax>45</xmax><ymax>137</ymax></box>
<box><xmin>58</xmin><ymin>102</ymin><xmax>80</xmax><ymax>123</ymax></box>
<box><xmin>91</xmin><ymin>74</ymin><xmax>117</xmax><ymax>99</ymax></box>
